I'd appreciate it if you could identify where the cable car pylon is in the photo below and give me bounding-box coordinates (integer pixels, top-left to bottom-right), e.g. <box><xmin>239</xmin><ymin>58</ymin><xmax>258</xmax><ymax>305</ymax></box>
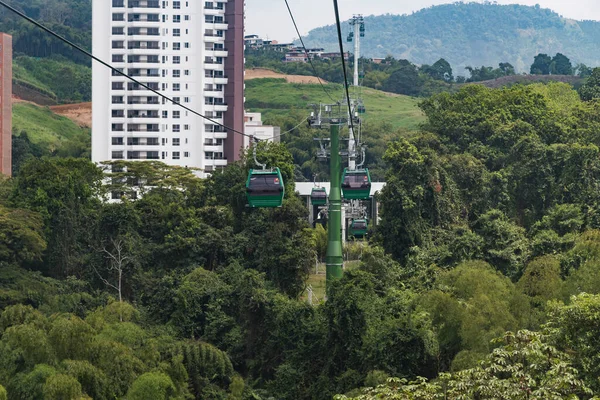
<box><xmin>309</xmin><ymin>104</ymin><xmax>345</xmax><ymax>291</ymax></box>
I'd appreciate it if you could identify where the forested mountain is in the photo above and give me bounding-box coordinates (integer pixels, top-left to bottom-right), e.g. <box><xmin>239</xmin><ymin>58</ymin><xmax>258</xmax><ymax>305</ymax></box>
<box><xmin>302</xmin><ymin>2</ymin><xmax>600</xmax><ymax>73</ymax></box>
<box><xmin>0</xmin><ymin>0</ymin><xmax>90</xmax><ymax>64</ymax></box>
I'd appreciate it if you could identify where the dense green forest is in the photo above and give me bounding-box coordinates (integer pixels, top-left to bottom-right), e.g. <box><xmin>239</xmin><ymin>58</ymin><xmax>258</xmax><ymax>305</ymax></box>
<box><xmin>4</xmin><ymin>80</ymin><xmax>600</xmax><ymax>398</ymax></box>
<box><xmin>301</xmin><ymin>2</ymin><xmax>600</xmax><ymax>72</ymax></box>
<box><xmin>0</xmin><ymin>0</ymin><xmax>91</xmax><ymax>64</ymax></box>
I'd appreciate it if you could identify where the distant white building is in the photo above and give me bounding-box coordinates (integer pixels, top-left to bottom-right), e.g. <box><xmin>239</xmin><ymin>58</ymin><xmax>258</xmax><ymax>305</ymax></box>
<box><xmin>92</xmin><ymin>0</ymin><xmax>245</xmax><ymax>182</ymax></box>
<box><xmin>244</xmin><ymin>112</ymin><xmax>280</xmax><ymax>147</ymax></box>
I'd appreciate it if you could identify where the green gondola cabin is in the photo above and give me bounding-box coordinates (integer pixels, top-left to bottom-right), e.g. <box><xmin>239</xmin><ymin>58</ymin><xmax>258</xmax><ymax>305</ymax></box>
<box><xmin>246</xmin><ymin>168</ymin><xmax>285</xmax><ymax>208</ymax></box>
<box><xmin>349</xmin><ymin>219</ymin><xmax>368</xmax><ymax>238</ymax></box>
<box><xmin>311</xmin><ymin>187</ymin><xmax>328</xmax><ymax>206</ymax></box>
<box><xmin>342</xmin><ymin>168</ymin><xmax>371</xmax><ymax>200</ymax></box>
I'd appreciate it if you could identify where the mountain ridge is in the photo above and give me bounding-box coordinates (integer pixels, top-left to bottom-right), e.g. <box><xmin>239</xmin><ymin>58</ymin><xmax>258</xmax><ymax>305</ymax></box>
<box><xmin>301</xmin><ymin>2</ymin><xmax>600</xmax><ymax>73</ymax></box>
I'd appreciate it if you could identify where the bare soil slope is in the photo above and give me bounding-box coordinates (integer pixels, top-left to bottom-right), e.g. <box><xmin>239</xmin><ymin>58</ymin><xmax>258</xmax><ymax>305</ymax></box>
<box><xmin>49</xmin><ymin>103</ymin><xmax>92</xmax><ymax>128</ymax></box>
<box><xmin>245</xmin><ymin>68</ymin><xmax>328</xmax><ymax>84</ymax></box>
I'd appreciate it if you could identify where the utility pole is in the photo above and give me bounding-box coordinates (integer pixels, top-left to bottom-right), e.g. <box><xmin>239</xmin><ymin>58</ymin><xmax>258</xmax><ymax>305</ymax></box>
<box><xmin>309</xmin><ymin>105</ymin><xmax>346</xmax><ymax>292</ymax></box>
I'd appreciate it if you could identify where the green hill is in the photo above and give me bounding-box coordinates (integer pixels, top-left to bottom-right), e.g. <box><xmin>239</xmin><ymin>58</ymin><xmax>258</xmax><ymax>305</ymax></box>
<box><xmin>302</xmin><ymin>2</ymin><xmax>600</xmax><ymax>73</ymax></box>
<box><xmin>245</xmin><ymin>78</ymin><xmax>425</xmax><ymax>130</ymax></box>
<box><xmin>12</xmin><ymin>103</ymin><xmax>90</xmax><ymax>172</ymax></box>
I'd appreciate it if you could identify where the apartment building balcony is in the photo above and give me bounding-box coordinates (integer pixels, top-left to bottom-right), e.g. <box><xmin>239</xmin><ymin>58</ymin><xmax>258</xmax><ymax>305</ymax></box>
<box><xmin>127</xmin><ymin>151</ymin><xmax>160</xmax><ymax>160</ymax></box>
<box><xmin>128</xmin><ymin>0</ymin><xmax>160</xmax><ymax>8</ymax></box>
<box><xmin>203</xmin><ymin>35</ymin><xmax>225</xmax><ymax>44</ymax></box>
<box><xmin>213</xmin><ymin>132</ymin><xmax>228</xmax><ymax>139</ymax></box>
<box><xmin>203</xmin><ymin>144</ymin><xmax>224</xmax><ymax>152</ymax></box>
<box><xmin>127</xmin><ymin>124</ymin><xmax>160</xmax><ymax>132</ymax></box>
<box><xmin>128</xmin><ymin>69</ymin><xmax>160</xmax><ymax>77</ymax></box>
<box><xmin>204</xmin><ymin>49</ymin><xmax>229</xmax><ymax>58</ymax></box>
<box><xmin>204</xmin><ymin>8</ymin><xmax>225</xmax><ymax>16</ymax></box>
<box><xmin>127</xmin><ymin>97</ymin><xmax>160</xmax><ymax>105</ymax></box>
<box><xmin>214</xmin><ymin>104</ymin><xmax>228</xmax><ymax>112</ymax></box>
<box><xmin>127</xmin><ymin>42</ymin><xmax>160</xmax><ymax>50</ymax></box>
<box><xmin>204</xmin><ymin>90</ymin><xmax>224</xmax><ymax>97</ymax></box>
<box><xmin>206</xmin><ymin>159</ymin><xmax>228</xmax><ymax>167</ymax></box>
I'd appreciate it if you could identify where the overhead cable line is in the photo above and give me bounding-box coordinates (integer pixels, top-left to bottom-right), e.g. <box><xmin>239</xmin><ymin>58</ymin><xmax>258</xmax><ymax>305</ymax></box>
<box><xmin>269</xmin><ymin>117</ymin><xmax>308</xmax><ymax>142</ymax></box>
<box><xmin>332</xmin><ymin>0</ymin><xmax>357</xmax><ymax>137</ymax></box>
<box><xmin>283</xmin><ymin>0</ymin><xmax>337</xmax><ymax>103</ymax></box>
<box><xmin>0</xmin><ymin>0</ymin><xmax>255</xmax><ymax>140</ymax></box>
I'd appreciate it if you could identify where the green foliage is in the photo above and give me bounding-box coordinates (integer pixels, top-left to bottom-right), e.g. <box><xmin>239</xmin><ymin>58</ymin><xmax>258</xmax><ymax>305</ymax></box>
<box><xmin>0</xmin><ymin>385</ymin><xmax>5</xmax><ymax>400</ymax></box>
<box><xmin>547</xmin><ymin>293</ymin><xmax>600</xmax><ymax>392</ymax></box>
<box><xmin>336</xmin><ymin>330</ymin><xmax>592</xmax><ymax>399</ymax></box>
<box><xmin>14</xmin><ymin>56</ymin><xmax>91</xmax><ymax>102</ymax></box>
<box><xmin>43</xmin><ymin>373</ymin><xmax>83</xmax><ymax>400</ymax></box>
<box><xmin>550</xmin><ymin>53</ymin><xmax>573</xmax><ymax>75</ymax></box>
<box><xmin>518</xmin><ymin>256</ymin><xmax>563</xmax><ymax>307</ymax></box>
<box><xmin>465</xmin><ymin>62</ymin><xmax>516</xmax><ymax>82</ymax></box>
<box><xmin>245</xmin><ymin>78</ymin><xmax>425</xmax><ymax>130</ymax></box>
<box><xmin>421</xmin><ymin>261</ymin><xmax>527</xmax><ymax>370</ymax></box>
<box><xmin>126</xmin><ymin>372</ymin><xmax>176</xmax><ymax>400</ymax></box>
<box><xmin>12</xmin><ymin>103</ymin><xmax>91</xmax><ymax>160</ymax></box>
<box><xmin>530</xmin><ymin>53</ymin><xmax>552</xmax><ymax>75</ymax></box>
<box><xmin>0</xmin><ymin>206</ymin><xmax>46</xmax><ymax>264</ymax></box>
<box><xmin>578</xmin><ymin>67</ymin><xmax>600</xmax><ymax>101</ymax></box>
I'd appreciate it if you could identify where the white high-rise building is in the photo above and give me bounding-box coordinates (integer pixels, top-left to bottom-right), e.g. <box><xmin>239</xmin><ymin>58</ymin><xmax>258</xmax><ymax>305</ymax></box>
<box><xmin>92</xmin><ymin>0</ymin><xmax>245</xmax><ymax>177</ymax></box>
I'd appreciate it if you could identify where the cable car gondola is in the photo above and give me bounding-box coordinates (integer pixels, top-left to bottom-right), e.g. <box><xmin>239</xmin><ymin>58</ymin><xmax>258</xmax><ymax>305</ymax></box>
<box><xmin>246</xmin><ymin>168</ymin><xmax>285</xmax><ymax>208</ymax></box>
<box><xmin>342</xmin><ymin>168</ymin><xmax>371</xmax><ymax>200</ymax></box>
<box><xmin>311</xmin><ymin>187</ymin><xmax>328</xmax><ymax>206</ymax></box>
<box><xmin>349</xmin><ymin>219</ymin><xmax>368</xmax><ymax>238</ymax></box>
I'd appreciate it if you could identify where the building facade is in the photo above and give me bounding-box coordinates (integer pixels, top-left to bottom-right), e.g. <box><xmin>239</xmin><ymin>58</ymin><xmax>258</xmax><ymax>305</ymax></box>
<box><xmin>92</xmin><ymin>0</ymin><xmax>244</xmax><ymax>176</ymax></box>
<box><xmin>0</xmin><ymin>33</ymin><xmax>11</xmax><ymax>177</ymax></box>
<box><xmin>243</xmin><ymin>112</ymin><xmax>279</xmax><ymax>147</ymax></box>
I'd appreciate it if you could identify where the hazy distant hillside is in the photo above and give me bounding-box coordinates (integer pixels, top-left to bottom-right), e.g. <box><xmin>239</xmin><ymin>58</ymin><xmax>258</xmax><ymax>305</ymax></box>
<box><xmin>302</xmin><ymin>2</ymin><xmax>600</xmax><ymax>73</ymax></box>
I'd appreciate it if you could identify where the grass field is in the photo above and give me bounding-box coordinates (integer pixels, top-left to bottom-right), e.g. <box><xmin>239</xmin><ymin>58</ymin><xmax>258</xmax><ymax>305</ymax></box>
<box><xmin>13</xmin><ymin>103</ymin><xmax>91</xmax><ymax>156</ymax></box>
<box><xmin>245</xmin><ymin>78</ymin><xmax>426</xmax><ymax>130</ymax></box>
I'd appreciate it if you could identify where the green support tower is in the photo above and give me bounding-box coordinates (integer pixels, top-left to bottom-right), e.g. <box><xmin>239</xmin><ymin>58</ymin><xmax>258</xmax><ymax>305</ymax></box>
<box><xmin>325</xmin><ymin>122</ymin><xmax>344</xmax><ymax>284</ymax></box>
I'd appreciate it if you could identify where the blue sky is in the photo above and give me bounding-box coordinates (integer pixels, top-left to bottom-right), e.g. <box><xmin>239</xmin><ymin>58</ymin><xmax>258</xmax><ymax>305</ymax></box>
<box><xmin>246</xmin><ymin>0</ymin><xmax>600</xmax><ymax>42</ymax></box>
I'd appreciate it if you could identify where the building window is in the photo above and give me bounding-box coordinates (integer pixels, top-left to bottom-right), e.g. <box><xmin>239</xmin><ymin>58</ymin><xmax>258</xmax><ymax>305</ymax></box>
<box><xmin>112</xmin><ymin>13</ymin><xmax>124</xmax><ymax>21</ymax></box>
<box><xmin>185</xmin><ymin>15</ymin><xmax>190</xmax><ymax>21</ymax></box>
<box><xmin>112</xmin><ymin>151</ymin><xmax>124</xmax><ymax>159</ymax></box>
<box><xmin>184</xmin><ymin>97</ymin><xmax>190</xmax><ymax>103</ymax></box>
<box><xmin>173</xmin><ymin>152</ymin><xmax>180</xmax><ymax>160</ymax></box>
<box><xmin>112</xmin><ymin>27</ymin><xmax>124</xmax><ymax>35</ymax></box>
<box><xmin>173</xmin><ymin>1</ymin><xmax>180</xmax><ymax>8</ymax></box>
<box><xmin>112</xmin><ymin>54</ymin><xmax>124</xmax><ymax>63</ymax></box>
<box><xmin>184</xmin><ymin>152</ymin><xmax>190</xmax><ymax>158</ymax></box>
<box><xmin>173</xmin><ymin>111</ymin><xmax>180</xmax><ymax>119</ymax></box>
<box><xmin>112</xmin><ymin>96</ymin><xmax>124</xmax><ymax>104</ymax></box>
<box><xmin>112</xmin><ymin>137</ymin><xmax>124</xmax><ymax>145</ymax></box>
<box><xmin>173</xmin><ymin>97</ymin><xmax>180</xmax><ymax>103</ymax></box>
<box><xmin>173</xmin><ymin>83</ymin><xmax>180</xmax><ymax>92</ymax></box>
<box><xmin>112</xmin><ymin>0</ymin><xmax>124</xmax><ymax>6</ymax></box>
<box><xmin>173</xmin><ymin>70</ymin><xmax>180</xmax><ymax>78</ymax></box>
<box><xmin>112</xmin><ymin>109</ymin><xmax>124</xmax><ymax>117</ymax></box>
<box><xmin>184</xmin><ymin>70</ymin><xmax>190</xmax><ymax>76</ymax></box>
<box><xmin>162</xmin><ymin>111</ymin><xmax>168</xmax><ymax>118</ymax></box>
<box><xmin>173</xmin><ymin>42</ymin><xmax>181</xmax><ymax>51</ymax></box>
<box><xmin>111</xmin><ymin>82</ymin><xmax>124</xmax><ymax>90</ymax></box>
<box><xmin>173</xmin><ymin>15</ymin><xmax>181</xmax><ymax>23</ymax></box>
<box><xmin>111</xmin><ymin>41</ymin><xmax>124</xmax><ymax>49</ymax></box>
<box><xmin>173</xmin><ymin>138</ymin><xmax>180</xmax><ymax>146</ymax></box>
<box><xmin>173</xmin><ymin>28</ymin><xmax>180</xmax><ymax>37</ymax></box>
<box><xmin>184</xmin><ymin>42</ymin><xmax>190</xmax><ymax>49</ymax></box>
<box><xmin>173</xmin><ymin>125</ymin><xmax>181</xmax><ymax>132</ymax></box>
<box><xmin>184</xmin><ymin>124</ymin><xmax>190</xmax><ymax>130</ymax></box>
<box><xmin>173</xmin><ymin>56</ymin><xmax>180</xmax><ymax>64</ymax></box>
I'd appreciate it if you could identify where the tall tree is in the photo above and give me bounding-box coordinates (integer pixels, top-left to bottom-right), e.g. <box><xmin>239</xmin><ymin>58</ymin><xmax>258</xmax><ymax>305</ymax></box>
<box><xmin>530</xmin><ymin>53</ymin><xmax>552</xmax><ymax>75</ymax></box>
<box><xmin>550</xmin><ymin>53</ymin><xmax>573</xmax><ymax>75</ymax></box>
